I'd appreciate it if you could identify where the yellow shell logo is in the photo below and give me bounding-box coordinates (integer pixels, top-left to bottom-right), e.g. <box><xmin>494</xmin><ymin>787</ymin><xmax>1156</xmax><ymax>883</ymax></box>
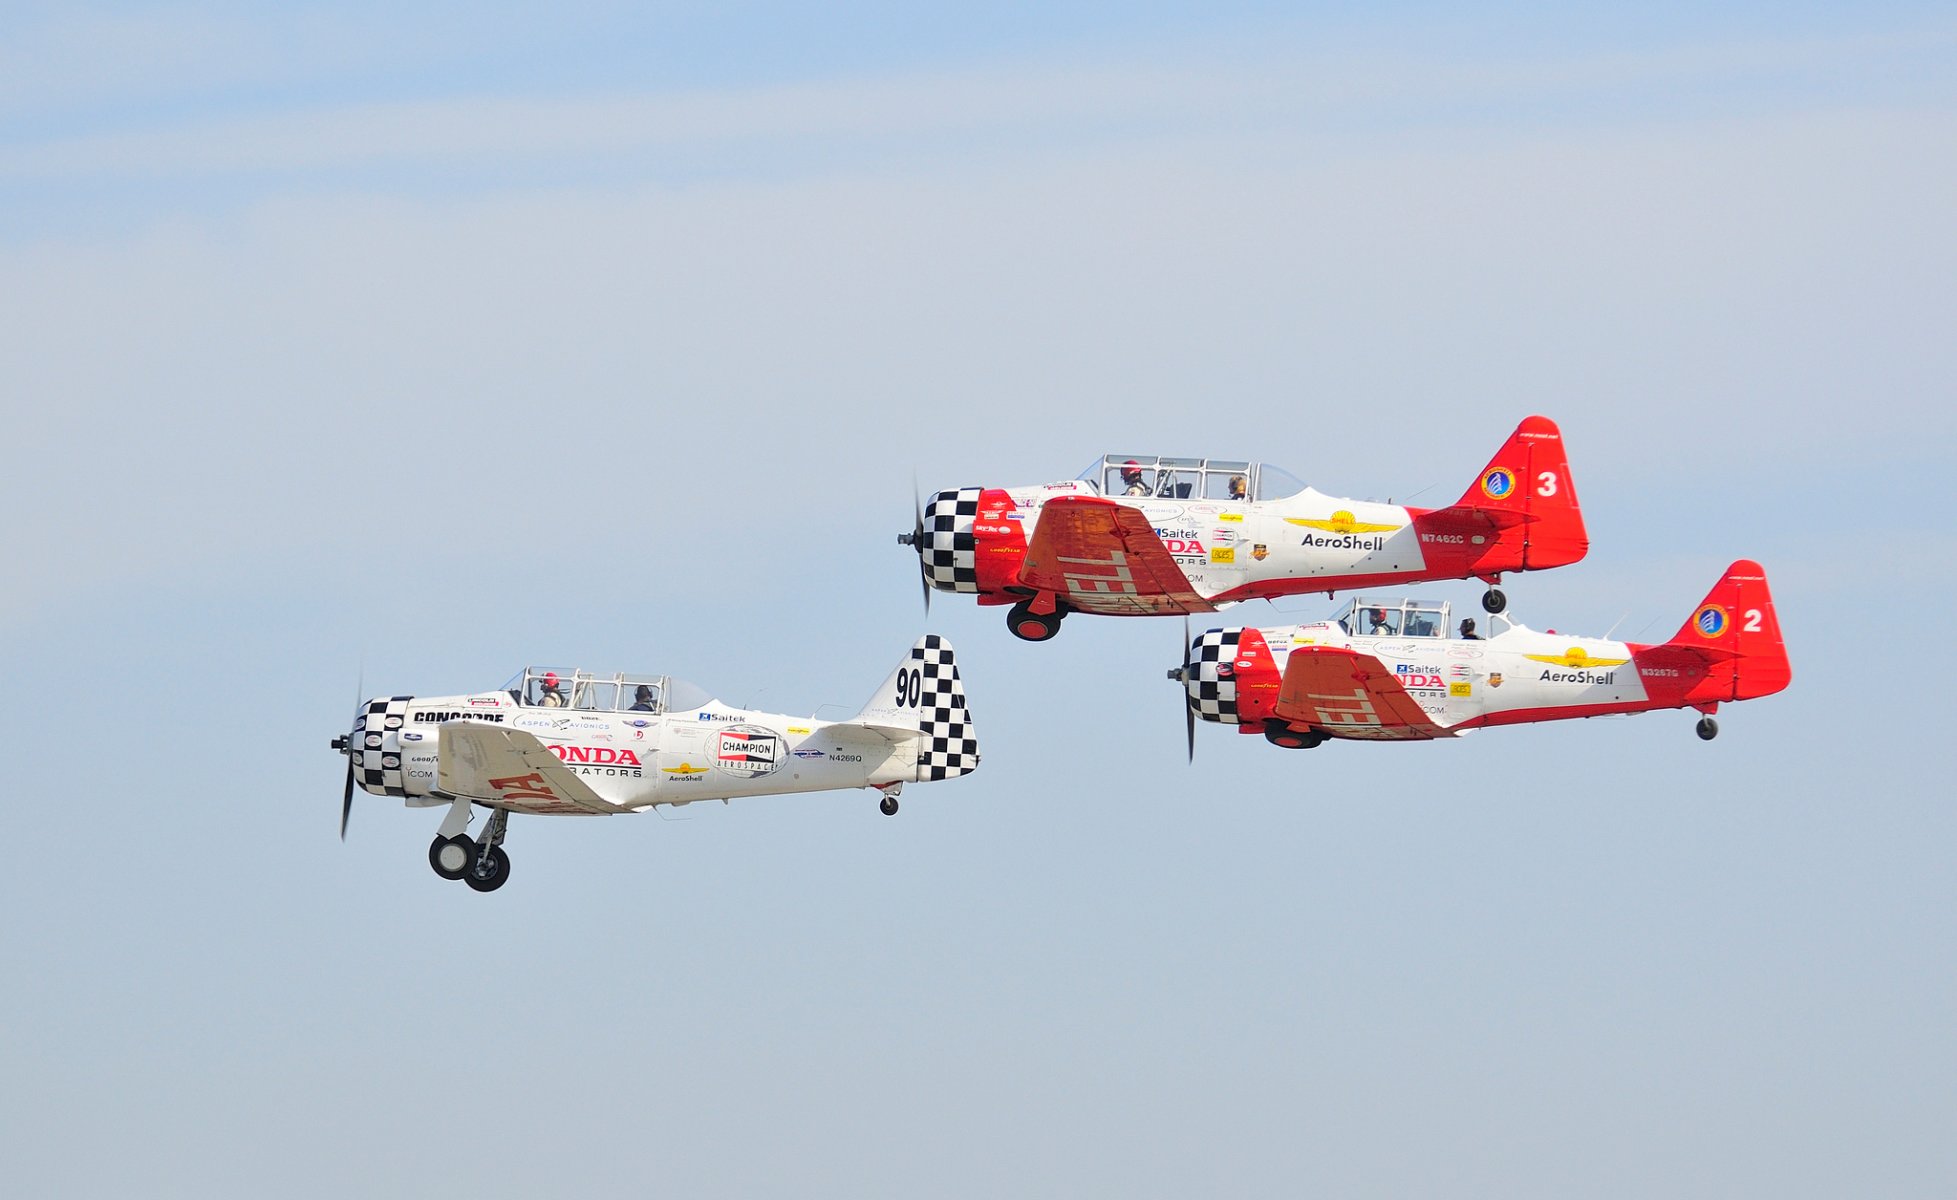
<box><xmin>663</xmin><ymin>762</ymin><xmax>710</xmax><ymax>774</ymax></box>
<box><xmin>1525</xmin><ymin>646</ymin><xmax>1630</xmax><ymax>668</ymax></box>
<box><xmin>1286</xmin><ymin>510</ymin><xmax>1401</xmax><ymax>534</ymax></box>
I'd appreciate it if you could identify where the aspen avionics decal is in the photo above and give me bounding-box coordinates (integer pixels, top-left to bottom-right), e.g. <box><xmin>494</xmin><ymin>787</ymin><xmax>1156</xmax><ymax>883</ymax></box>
<box><xmin>714</xmin><ymin>724</ymin><xmax>783</xmax><ymax>778</ymax></box>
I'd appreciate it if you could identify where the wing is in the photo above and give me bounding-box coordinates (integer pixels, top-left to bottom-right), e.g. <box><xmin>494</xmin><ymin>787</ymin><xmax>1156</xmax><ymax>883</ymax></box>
<box><xmin>1019</xmin><ymin>496</ymin><xmax>1214</xmax><ymax>615</ymax></box>
<box><xmin>1272</xmin><ymin>647</ymin><xmax>1451</xmax><ymax>740</ymax></box>
<box><xmin>438</xmin><ymin>722</ymin><xmax>633</xmax><ymax>815</ymax></box>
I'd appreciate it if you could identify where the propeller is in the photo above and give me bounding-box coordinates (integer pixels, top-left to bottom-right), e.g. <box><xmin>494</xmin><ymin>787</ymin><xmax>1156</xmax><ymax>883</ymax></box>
<box><xmin>1166</xmin><ymin>614</ymin><xmax>1198</xmax><ymax>762</ymax></box>
<box><xmin>896</xmin><ymin>477</ymin><xmax>931</xmax><ymax>614</ymax></box>
<box><xmin>340</xmin><ymin>758</ymin><xmax>355</xmax><ymax>841</ymax></box>
<box><xmin>337</xmin><ymin>668</ymin><xmax>364</xmax><ymax>840</ymax></box>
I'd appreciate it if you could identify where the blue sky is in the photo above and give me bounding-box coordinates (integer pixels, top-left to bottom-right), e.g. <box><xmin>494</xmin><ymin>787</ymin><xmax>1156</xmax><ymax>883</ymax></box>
<box><xmin>3</xmin><ymin>4</ymin><xmax>1954</xmax><ymax>1196</ymax></box>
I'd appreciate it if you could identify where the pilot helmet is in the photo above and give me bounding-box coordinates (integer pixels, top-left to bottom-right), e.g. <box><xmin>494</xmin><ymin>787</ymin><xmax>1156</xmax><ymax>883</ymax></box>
<box><xmin>1120</xmin><ymin>460</ymin><xmax>1143</xmax><ymax>482</ymax></box>
<box><xmin>543</xmin><ymin>671</ymin><xmax>560</xmax><ymax>690</ymax></box>
<box><xmin>634</xmin><ymin>684</ymin><xmax>655</xmax><ymax>702</ymax></box>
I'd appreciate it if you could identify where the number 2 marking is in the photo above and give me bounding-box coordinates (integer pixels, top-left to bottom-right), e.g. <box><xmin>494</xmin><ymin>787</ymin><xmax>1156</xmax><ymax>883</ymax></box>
<box><xmin>1743</xmin><ymin>609</ymin><xmax>1762</xmax><ymax>633</ymax></box>
<box><xmin>1537</xmin><ymin>471</ymin><xmax>1558</xmax><ymax>497</ymax></box>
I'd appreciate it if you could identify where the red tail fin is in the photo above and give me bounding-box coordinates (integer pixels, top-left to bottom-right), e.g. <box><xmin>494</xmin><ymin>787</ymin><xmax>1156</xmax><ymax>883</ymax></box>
<box><xmin>1431</xmin><ymin>415</ymin><xmax>1587</xmax><ymax>572</ymax></box>
<box><xmin>1664</xmin><ymin>560</ymin><xmax>1791</xmax><ymax>702</ymax></box>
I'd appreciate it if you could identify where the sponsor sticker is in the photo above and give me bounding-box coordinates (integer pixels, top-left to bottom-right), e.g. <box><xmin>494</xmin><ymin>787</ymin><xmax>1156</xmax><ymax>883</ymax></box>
<box><xmin>1449</xmin><ymin>683</ymin><xmax>1472</xmax><ymax>698</ymax></box>
<box><xmin>714</xmin><ymin>724</ymin><xmax>783</xmax><ymax>778</ymax></box>
<box><xmin>1480</xmin><ymin>467</ymin><xmax>1516</xmax><ymax>500</ymax></box>
<box><xmin>1694</xmin><ymin>604</ymin><xmax>1729</xmax><ymax>638</ymax></box>
<box><xmin>1210</xmin><ymin>547</ymin><xmax>1235</xmax><ymax>564</ymax></box>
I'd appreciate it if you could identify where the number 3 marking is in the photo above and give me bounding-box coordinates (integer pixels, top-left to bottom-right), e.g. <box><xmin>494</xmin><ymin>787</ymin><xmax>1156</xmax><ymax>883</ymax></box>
<box><xmin>1537</xmin><ymin>471</ymin><xmax>1558</xmax><ymax>497</ymax></box>
<box><xmin>1743</xmin><ymin>609</ymin><xmax>1763</xmax><ymax>633</ymax></box>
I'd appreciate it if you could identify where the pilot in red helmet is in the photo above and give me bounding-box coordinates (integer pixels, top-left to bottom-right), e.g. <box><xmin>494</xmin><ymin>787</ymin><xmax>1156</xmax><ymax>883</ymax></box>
<box><xmin>1120</xmin><ymin>460</ymin><xmax>1149</xmax><ymax>496</ymax></box>
<box><xmin>537</xmin><ymin>671</ymin><xmax>566</xmax><ymax>707</ymax></box>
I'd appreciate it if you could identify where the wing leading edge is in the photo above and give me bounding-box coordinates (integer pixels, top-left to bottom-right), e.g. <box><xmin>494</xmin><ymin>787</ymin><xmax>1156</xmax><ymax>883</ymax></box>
<box><xmin>1018</xmin><ymin>496</ymin><xmax>1214</xmax><ymax>615</ymax></box>
<box><xmin>439</xmin><ymin>722</ymin><xmax>633</xmax><ymax>815</ymax></box>
<box><xmin>1272</xmin><ymin>647</ymin><xmax>1452</xmax><ymax>740</ymax></box>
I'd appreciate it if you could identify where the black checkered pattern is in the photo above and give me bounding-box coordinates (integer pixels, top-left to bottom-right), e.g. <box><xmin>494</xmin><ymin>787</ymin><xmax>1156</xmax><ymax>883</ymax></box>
<box><xmin>912</xmin><ymin>635</ymin><xmax>979</xmax><ymax>780</ymax></box>
<box><xmin>1185</xmin><ymin>630</ymin><xmax>1244</xmax><ymax>724</ymax></box>
<box><xmin>350</xmin><ymin>696</ymin><xmax>414</xmax><ymax>796</ymax></box>
<box><xmin>920</xmin><ymin>488</ymin><xmax>980</xmax><ymax>592</ymax></box>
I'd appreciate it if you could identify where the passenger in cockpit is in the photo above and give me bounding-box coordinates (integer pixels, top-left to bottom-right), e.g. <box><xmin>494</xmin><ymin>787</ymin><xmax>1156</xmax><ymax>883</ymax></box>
<box><xmin>629</xmin><ymin>684</ymin><xmax>659</xmax><ymax>712</ymax></box>
<box><xmin>1228</xmin><ymin>474</ymin><xmax>1248</xmax><ymax>500</ymax></box>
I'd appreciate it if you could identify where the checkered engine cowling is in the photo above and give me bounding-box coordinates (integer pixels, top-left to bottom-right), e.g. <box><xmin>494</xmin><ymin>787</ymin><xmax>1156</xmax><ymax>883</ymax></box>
<box><xmin>920</xmin><ymin>488</ymin><xmax>980</xmax><ymax>593</ymax></box>
<box><xmin>911</xmin><ymin>634</ymin><xmax>979</xmax><ymax>781</ymax></box>
<box><xmin>349</xmin><ymin>696</ymin><xmax>414</xmax><ymax>796</ymax></box>
<box><xmin>1185</xmin><ymin>630</ymin><xmax>1244</xmax><ymax>724</ymax></box>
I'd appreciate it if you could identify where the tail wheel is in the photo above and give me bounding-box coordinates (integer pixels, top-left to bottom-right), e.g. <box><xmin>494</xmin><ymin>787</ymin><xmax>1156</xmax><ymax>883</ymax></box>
<box><xmin>1007</xmin><ymin>602</ymin><xmax>1062</xmax><ymax>642</ymax></box>
<box><xmin>879</xmin><ymin>795</ymin><xmax>900</xmax><ymax>816</ymax></box>
<box><xmin>1696</xmin><ymin>716</ymin><xmax>1719</xmax><ymax>741</ymax></box>
<box><xmin>464</xmin><ymin>845</ymin><xmax>512</xmax><ymax>893</ymax></box>
<box><xmin>1481</xmin><ymin>588</ymin><xmax>1507</xmax><ymax>614</ymax></box>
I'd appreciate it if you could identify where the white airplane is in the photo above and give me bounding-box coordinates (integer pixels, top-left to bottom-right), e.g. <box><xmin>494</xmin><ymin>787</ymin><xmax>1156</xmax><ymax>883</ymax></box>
<box><xmin>332</xmin><ymin>636</ymin><xmax>979</xmax><ymax>891</ymax></box>
<box><xmin>1170</xmin><ymin>560</ymin><xmax>1789</xmax><ymax>751</ymax></box>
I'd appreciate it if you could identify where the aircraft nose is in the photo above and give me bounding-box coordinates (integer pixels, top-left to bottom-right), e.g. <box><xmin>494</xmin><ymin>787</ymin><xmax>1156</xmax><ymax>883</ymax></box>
<box><xmin>344</xmin><ymin>695</ymin><xmax>413</xmax><ymax>797</ymax></box>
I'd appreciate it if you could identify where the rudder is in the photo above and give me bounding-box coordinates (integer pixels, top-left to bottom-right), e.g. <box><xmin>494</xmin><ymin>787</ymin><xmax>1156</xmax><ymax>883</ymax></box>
<box><xmin>1446</xmin><ymin>414</ymin><xmax>1588</xmax><ymax>571</ymax></box>
<box><xmin>855</xmin><ymin>635</ymin><xmax>980</xmax><ymax>781</ymax></box>
<box><xmin>1666</xmin><ymin>560</ymin><xmax>1791</xmax><ymax>702</ymax></box>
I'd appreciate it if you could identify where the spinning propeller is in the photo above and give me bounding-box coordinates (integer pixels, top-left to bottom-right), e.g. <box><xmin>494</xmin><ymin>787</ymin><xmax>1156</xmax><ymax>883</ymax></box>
<box><xmin>333</xmin><ymin>670</ymin><xmax>364</xmax><ymax>840</ymax></box>
<box><xmin>1167</xmin><ymin>614</ymin><xmax>1197</xmax><ymax>763</ymax></box>
<box><xmin>896</xmin><ymin>480</ymin><xmax>931</xmax><ymax>614</ymax></box>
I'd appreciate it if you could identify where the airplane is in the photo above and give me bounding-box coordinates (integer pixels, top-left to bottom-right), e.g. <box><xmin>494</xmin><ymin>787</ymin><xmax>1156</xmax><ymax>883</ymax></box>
<box><xmin>899</xmin><ymin>415</ymin><xmax>1586</xmax><ymax>642</ymax></box>
<box><xmin>330</xmin><ymin>636</ymin><xmax>979</xmax><ymax>891</ymax></box>
<box><xmin>1167</xmin><ymin>560</ymin><xmax>1789</xmax><ymax>750</ymax></box>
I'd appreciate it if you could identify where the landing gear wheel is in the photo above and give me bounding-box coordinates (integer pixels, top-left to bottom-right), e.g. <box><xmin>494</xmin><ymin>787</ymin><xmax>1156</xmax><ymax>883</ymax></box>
<box><xmin>879</xmin><ymin>795</ymin><xmax>900</xmax><ymax>816</ymax></box>
<box><xmin>429</xmin><ymin>834</ymin><xmax>475</xmax><ymax>881</ymax></box>
<box><xmin>1007</xmin><ymin>602</ymin><xmax>1062</xmax><ymax>642</ymax></box>
<box><xmin>1481</xmin><ymin>588</ymin><xmax>1507</xmax><ymax>614</ymax></box>
<box><xmin>464</xmin><ymin>845</ymin><xmax>512</xmax><ymax>893</ymax></box>
<box><xmin>1696</xmin><ymin>716</ymin><xmax>1719</xmax><ymax>741</ymax></box>
<box><xmin>1263</xmin><ymin>720</ymin><xmax>1323</xmax><ymax>750</ymax></box>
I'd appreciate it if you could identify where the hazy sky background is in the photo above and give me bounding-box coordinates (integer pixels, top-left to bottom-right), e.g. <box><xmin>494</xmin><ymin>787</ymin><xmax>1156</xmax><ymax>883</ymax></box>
<box><xmin>3</xmin><ymin>3</ymin><xmax>1953</xmax><ymax>1196</ymax></box>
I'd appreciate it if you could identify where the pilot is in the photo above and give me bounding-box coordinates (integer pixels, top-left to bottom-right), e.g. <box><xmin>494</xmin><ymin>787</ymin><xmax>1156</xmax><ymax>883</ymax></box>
<box><xmin>1228</xmin><ymin>474</ymin><xmax>1248</xmax><ymax>500</ymax></box>
<box><xmin>1366</xmin><ymin>607</ymin><xmax>1396</xmax><ymax>635</ymax></box>
<box><xmin>628</xmin><ymin>684</ymin><xmax>659</xmax><ymax>712</ymax></box>
<box><xmin>1120</xmin><ymin>461</ymin><xmax>1149</xmax><ymax>496</ymax></box>
<box><xmin>1459</xmin><ymin>618</ymin><xmax>1480</xmax><ymax>640</ymax></box>
<box><xmin>536</xmin><ymin>671</ymin><xmax>566</xmax><ymax>707</ymax></box>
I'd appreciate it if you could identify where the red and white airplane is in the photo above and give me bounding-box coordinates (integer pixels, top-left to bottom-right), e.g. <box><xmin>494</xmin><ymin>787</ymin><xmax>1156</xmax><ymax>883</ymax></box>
<box><xmin>1169</xmin><ymin>560</ymin><xmax>1789</xmax><ymax>750</ymax></box>
<box><xmin>901</xmin><ymin>416</ymin><xmax>1586</xmax><ymax>641</ymax></box>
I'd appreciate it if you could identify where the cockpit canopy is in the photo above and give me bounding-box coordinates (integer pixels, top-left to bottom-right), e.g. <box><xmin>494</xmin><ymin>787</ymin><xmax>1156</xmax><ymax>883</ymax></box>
<box><xmin>1077</xmin><ymin>455</ymin><xmax>1306</xmax><ymax>502</ymax></box>
<box><xmin>502</xmin><ymin>667</ymin><xmax>714</xmax><ymax>714</ymax></box>
<box><xmin>1336</xmin><ymin>597</ymin><xmax>1454</xmax><ymax>639</ymax></box>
